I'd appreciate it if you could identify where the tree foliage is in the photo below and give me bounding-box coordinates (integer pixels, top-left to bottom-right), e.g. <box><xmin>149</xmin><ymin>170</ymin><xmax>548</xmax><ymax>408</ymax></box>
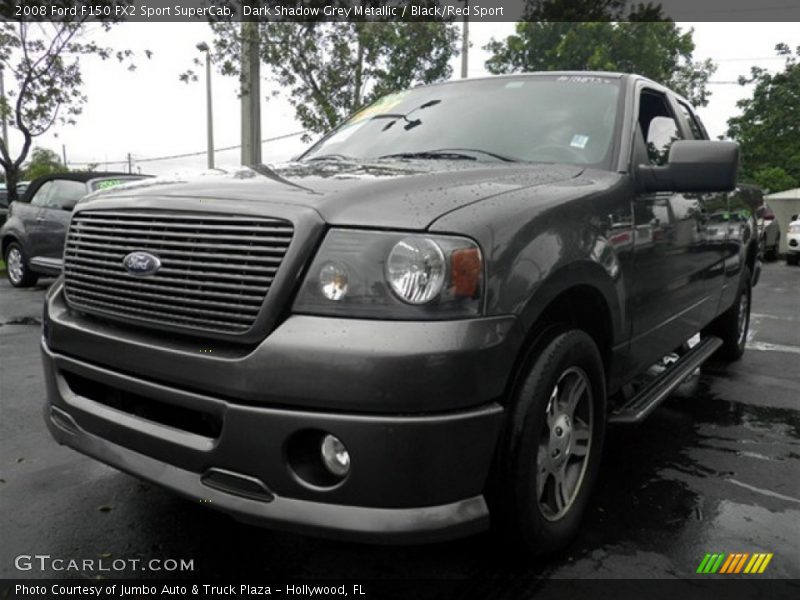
<box><xmin>727</xmin><ymin>44</ymin><xmax>800</xmax><ymax>193</ymax></box>
<box><xmin>0</xmin><ymin>3</ymin><xmax>144</xmax><ymax>202</ymax></box>
<box><xmin>485</xmin><ymin>16</ymin><xmax>716</xmax><ymax>108</ymax></box>
<box><xmin>22</xmin><ymin>147</ymin><xmax>66</xmax><ymax>180</ymax></box>
<box><xmin>185</xmin><ymin>15</ymin><xmax>458</xmax><ymax>138</ymax></box>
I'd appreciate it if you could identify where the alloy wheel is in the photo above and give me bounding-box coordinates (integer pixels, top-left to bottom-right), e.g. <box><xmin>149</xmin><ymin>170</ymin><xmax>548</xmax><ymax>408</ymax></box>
<box><xmin>6</xmin><ymin>247</ymin><xmax>24</xmax><ymax>285</ymax></box>
<box><xmin>536</xmin><ymin>366</ymin><xmax>594</xmax><ymax>521</ymax></box>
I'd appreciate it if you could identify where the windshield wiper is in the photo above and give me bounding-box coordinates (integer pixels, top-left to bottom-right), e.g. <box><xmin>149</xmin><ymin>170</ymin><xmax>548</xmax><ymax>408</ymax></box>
<box><xmin>377</xmin><ymin>151</ymin><xmax>477</xmax><ymax>161</ymax></box>
<box><xmin>434</xmin><ymin>148</ymin><xmax>520</xmax><ymax>162</ymax></box>
<box><xmin>305</xmin><ymin>154</ymin><xmax>357</xmax><ymax>162</ymax></box>
<box><xmin>378</xmin><ymin>149</ymin><xmax>520</xmax><ymax>163</ymax></box>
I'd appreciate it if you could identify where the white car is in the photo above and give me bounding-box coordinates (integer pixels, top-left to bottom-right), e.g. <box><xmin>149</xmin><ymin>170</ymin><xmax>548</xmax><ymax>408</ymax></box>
<box><xmin>787</xmin><ymin>214</ymin><xmax>800</xmax><ymax>265</ymax></box>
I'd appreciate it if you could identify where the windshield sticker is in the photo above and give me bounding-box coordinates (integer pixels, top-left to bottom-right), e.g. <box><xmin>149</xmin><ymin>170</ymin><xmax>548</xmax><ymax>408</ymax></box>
<box><xmin>571</xmin><ymin>134</ymin><xmax>590</xmax><ymax>149</ymax></box>
<box><xmin>95</xmin><ymin>179</ymin><xmax>123</xmax><ymax>189</ymax></box>
<box><xmin>347</xmin><ymin>91</ymin><xmax>410</xmax><ymax>125</ymax></box>
<box><xmin>557</xmin><ymin>76</ymin><xmax>613</xmax><ymax>84</ymax></box>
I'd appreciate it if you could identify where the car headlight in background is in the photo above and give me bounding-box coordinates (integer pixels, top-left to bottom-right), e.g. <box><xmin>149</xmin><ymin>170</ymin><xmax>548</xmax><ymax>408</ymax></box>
<box><xmin>789</xmin><ymin>224</ymin><xmax>800</xmax><ymax>234</ymax></box>
<box><xmin>293</xmin><ymin>229</ymin><xmax>483</xmax><ymax>319</ymax></box>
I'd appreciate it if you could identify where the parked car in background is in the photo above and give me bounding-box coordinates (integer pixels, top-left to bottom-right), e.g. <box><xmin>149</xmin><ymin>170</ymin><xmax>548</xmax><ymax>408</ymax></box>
<box><xmin>0</xmin><ymin>182</ymin><xmax>29</xmax><ymax>227</ymax></box>
<box><xmin>1</xmin><ymin>172</ymin><xmax>148</xmax><ymax>286</ymax></box>
<box><xmin>756</xmin><ymin>201</ymin><xmax>780</xmax><ymax>260</ymax></box>
<box><xmin>787</xmin><ymin>214</ymin><xmax>800</xmax><ymax>265</ymax></box>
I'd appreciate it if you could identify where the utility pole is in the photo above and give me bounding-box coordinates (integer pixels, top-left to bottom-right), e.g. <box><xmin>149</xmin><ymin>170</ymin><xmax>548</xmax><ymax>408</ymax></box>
<box><xmin>62</xmin><ymin>144</ymin><xmax>67</xmax><ymax>168</ymax></box>
<box><xmin>0</xmin><ymin>65</ymin><xmax>9</xmax><ymax>156</ymax></box>
<box><xmin>127</xmin><ymin>152</ymin><xmax>132</xmax><ymax>174</ymax></box>
<box><xmin>197</xmin><ymin>42</ymin><xmax>215</xmax><ymax>169</ymax></box>
<box><xmin>461</xmin><ymin>2</ymin><xmax>469</xmax><ymax>79</ymax></box>
<box><xmin>240</xmin><ymin>20</ymin><xmax>261</xmax><ymax>167</ymax></box>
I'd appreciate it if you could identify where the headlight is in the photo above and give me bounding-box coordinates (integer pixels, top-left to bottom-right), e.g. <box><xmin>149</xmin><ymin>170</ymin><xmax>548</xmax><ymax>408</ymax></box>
<box><xmin>789</xmin><ymin>224</ymin><xmax>800</xmax><ymax>234</ymax></box>
<box><xmin>385</xmin><ymin>237</ymin><xmax>446</xmax><ymax>304</ymax></box>
<box><xmin>293</xmin><ymin>229</ymin><xmax>483</xmax><ymax>319</ymax></box>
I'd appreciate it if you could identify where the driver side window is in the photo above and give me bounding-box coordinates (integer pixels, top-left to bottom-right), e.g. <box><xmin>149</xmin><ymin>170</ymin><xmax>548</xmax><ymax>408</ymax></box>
<box><xmin>29</xmin><ymin>181</ymin><xmax>54</xmax><ymax>207</ymax></box>
<box><xmin>638</xmin><ymin>91</ymin><xmax>683</xmax><ymax>166</ymax></box>
<box><xmin>48</xmin><ymin>179</ymin><xmax>87</xmax><ymax>210</ymax></box>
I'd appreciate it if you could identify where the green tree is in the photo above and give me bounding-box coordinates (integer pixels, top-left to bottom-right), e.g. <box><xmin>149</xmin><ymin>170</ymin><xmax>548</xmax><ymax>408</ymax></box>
<box><xmin>0</xmin><ymin>2</ymin><xmax>146</xmax><ymax>202</ymax></box>
<box><xmin>485</xmin><ymin>20</ymin><xmax>716</xmax><ymax>107</ymax></box>
<box><xmin>184</xmin><ymin>17</ymin><xmax>458</xmax><ymax>137</ymax></box>
<box><xmin>727</xmin><ymin>44</ymin><xmax>800</xmax><ymax>194</ymax></box>
<box><xmin>22</xmin><ymin>147</ymin><xmax>66</xmax><ymax>180</ymax></box>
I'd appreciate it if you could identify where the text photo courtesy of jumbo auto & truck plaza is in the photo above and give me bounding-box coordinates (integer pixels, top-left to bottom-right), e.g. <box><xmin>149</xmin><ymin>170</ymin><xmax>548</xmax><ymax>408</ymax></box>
<box><xmin>2</xmin><ymin>1</ymin><xmax>800</xmax><ymax>600</ymax></box>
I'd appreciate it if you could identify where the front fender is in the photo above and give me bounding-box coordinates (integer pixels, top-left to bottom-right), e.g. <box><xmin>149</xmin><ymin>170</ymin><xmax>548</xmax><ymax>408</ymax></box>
<box><xmin>0</xmin><ymin>216</ymin><xmax>30</xmax><ymax>255</ymax></box>
<box><xmin>516</xmin><ymin>259</ymin><xmax>626</xmax><ymax>346</ymax></box>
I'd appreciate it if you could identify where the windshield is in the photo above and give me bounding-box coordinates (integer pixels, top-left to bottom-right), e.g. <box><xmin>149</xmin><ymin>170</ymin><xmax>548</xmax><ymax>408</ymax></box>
<box><xmin>303</xmin><ymin>75</ymin><xmax>622</xmax><ymax>168</ymax></box>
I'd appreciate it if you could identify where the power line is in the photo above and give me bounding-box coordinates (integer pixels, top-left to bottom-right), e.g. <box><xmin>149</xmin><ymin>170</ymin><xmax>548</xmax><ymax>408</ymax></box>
<box><xmin>715</xmin><ymin>56</ymin><xmax>788</xmax><ymax>62</ymax></box>
<box><xmin>68</xmin><ymin>130</ymin><xmax>307</xmax><ymax>167</ymax></box>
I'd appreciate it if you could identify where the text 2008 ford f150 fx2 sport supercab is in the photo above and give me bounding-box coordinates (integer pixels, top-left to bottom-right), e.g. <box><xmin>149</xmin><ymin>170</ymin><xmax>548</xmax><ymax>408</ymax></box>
<box><xmin>42</xmin><ymin>72</ymin><xmax>759</xmax><ymax>555</ymax></box>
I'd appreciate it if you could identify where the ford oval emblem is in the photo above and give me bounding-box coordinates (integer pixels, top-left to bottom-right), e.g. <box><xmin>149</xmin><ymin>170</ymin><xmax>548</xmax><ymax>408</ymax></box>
<box><xmin>123</xmin><ymin>251</ymin><xmax>162</xmax><ymax>277</ymax></box>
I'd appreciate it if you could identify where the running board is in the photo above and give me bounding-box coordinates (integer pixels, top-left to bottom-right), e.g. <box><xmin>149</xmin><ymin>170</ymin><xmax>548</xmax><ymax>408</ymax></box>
<box><xmin>608</xmin><ymin>336</ymin><xmax>722</xmax><ymax>424</ymax></box>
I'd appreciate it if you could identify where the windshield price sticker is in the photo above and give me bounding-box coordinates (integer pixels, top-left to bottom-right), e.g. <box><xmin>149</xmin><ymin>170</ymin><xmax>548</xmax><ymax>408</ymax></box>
<box><xmin>557</xmin><ymin>76</ymin><xmax>614</xmax><ymax>84</ymax></box>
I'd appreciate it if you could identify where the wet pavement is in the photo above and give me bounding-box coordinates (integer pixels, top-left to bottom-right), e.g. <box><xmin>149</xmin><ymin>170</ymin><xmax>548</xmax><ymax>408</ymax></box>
<box><xmin>1</xmin><ymin>262</ymin><xmax>798</xmax><ymax>587</ymax></box>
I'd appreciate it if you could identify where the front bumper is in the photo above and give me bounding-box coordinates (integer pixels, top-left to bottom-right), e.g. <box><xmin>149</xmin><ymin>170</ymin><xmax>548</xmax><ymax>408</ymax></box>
<box><xmin>42</xmin><ymin>282</ymin><xmax>521</xmax><ymax>542</ymax></box>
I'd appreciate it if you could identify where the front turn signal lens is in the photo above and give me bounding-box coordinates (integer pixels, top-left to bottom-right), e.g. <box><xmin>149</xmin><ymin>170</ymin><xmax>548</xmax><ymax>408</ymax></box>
<box><xmin>451</xmin><ymin>247</ymin><xmax>482</xmax><ymax>298</ymax></box>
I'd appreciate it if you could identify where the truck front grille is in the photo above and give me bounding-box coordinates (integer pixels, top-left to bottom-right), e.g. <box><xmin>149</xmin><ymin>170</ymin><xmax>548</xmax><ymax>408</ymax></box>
<box><xmin>63</xmin><ymin>210</ymin><xmax>293</xmax><ymax>335</ymax></box>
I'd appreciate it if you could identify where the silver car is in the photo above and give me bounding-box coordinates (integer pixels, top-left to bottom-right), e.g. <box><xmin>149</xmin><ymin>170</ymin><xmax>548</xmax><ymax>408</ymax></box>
<box><xmin>1</xmin><ymin>173</ymin><xmax>146</xmax><ymax>287</ymax></box>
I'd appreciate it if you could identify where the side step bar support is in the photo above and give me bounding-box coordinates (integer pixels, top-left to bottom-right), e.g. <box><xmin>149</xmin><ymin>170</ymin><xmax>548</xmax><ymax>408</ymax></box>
<box><xmin>609</xmin><ymin>336</ymin><xmax>722</xmax><ymax>424</ymax></box>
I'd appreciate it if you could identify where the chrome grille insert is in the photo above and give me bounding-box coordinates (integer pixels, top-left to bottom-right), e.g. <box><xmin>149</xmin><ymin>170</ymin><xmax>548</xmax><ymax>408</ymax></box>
<box><xmin>63</xmin><ymin>211</ymin><xmax>293</xmax><ymax>334</ymax></box>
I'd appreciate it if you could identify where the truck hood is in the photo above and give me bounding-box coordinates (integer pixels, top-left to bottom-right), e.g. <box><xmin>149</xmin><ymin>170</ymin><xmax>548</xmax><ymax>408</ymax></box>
<box><xmin>81</xmin><ymin>161</ymin><xmax>584</xmax><ymax>230</ymax></box>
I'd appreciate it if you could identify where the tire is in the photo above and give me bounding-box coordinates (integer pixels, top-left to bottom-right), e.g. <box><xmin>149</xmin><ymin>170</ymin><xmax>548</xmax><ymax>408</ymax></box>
<box><xmin>490</xmin><ymin>328</ymin><xmax>606</xmax><ymax>556</ymax></box>
<box><xmin>765</xmin><ymin>245</ymin><xmax>778</xmax><ymax>261</ymax></box>
<box><xmin>4</xmin><ymin>241</ymin><xmax>39</xmax><ymax>288</ymax></box>
<box><xmin>706</xmin><ymin>267</ymin><xmax>751</xmax><ymax>361</ymax></box>
<box><xmin>788</xmin><ymin>254</ymin><xmax>799</xmax><ymax>266</ymax></box>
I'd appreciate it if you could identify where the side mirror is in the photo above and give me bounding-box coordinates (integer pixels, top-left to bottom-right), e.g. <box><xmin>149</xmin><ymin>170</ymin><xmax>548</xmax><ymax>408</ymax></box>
<box><xmin>792</xmin><ymin>214</ymin><xmax>799</xmax><ymax>222</ymax></box>
<box><xmin>637</xmin><ymin>140</ymin><xmax>739</xmax><ymax>194</ymax></box>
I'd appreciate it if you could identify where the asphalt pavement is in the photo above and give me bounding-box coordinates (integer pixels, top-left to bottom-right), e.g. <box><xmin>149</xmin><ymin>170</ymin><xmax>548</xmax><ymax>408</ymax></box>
<box><xmin>1</xmin><ymin>262</ymin><xmax>798</xmax><ymax>588</ymax></box>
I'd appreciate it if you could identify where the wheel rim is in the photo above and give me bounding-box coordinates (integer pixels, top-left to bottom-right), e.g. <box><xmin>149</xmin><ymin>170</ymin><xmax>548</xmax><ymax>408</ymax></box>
<box><xmin>6</xmin><ymin>247</ymin><xmax>24</xmax><ymax>284</ymax></box>
<box><xmin>536</xmin><ymin>366</ymin><xmax>593</xmax><ymax>522</ymax></box>
<box><xmin>737</xmin><ymin>288</ymin><xmax>749</xmax><ymax>346</ymax></box>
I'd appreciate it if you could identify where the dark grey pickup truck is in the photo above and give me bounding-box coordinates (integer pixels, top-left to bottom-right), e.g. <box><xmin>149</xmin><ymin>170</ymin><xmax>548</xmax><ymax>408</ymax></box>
<box><xmin>41</xmin><ymin>72</ymin><xmax>758</xmax><ymax>554</ymax></box>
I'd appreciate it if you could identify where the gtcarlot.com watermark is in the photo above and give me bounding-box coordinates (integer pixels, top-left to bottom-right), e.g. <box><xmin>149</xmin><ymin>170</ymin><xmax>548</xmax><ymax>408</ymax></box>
<box><xmin>15</xmin><ymin>554</ymin><xmax>194</xmax><ymax>573</ymax></box>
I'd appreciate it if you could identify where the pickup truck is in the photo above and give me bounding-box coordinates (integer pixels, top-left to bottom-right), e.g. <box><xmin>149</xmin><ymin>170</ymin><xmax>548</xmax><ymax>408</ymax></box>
<box><xmin>41</xmin><ymin>72</ymin><xmax>758</xmax><ymax>555</ymax></box>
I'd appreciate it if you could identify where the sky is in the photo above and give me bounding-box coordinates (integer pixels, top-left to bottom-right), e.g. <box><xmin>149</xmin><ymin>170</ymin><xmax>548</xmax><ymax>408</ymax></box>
<box><xmin>5</xmin><ymin>22</ymin><xmax>799</xmax><ymax>176</ymax></box>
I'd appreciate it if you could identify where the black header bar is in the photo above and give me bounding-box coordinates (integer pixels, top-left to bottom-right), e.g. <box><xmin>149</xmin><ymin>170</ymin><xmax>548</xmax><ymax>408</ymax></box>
<box><xmin>3</xmin><ymin>0</ymin><xmax>800</xmax><ymax>23</ymax></box>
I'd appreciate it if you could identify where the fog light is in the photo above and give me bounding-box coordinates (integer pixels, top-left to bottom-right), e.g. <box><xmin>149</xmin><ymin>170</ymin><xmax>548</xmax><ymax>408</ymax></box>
<box><xmin>320</xmin><ymin>434</ymin><xmax>350</xmax><ymax>477</ymax></box>
<box><xmin>319</xmin><ymin>261</ymin><xmax>349</xmax><ymax>301</ymax></box>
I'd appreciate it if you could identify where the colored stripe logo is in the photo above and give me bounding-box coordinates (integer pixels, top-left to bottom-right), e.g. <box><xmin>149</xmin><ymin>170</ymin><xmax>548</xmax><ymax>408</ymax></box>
<box><xmin>696</xmin><ymin>553</ymin><xmax>773</xmax><ymax>574</ymax></box>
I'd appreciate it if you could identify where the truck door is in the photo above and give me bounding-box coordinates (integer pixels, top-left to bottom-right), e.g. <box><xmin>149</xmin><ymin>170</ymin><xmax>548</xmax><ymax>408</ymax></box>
<box><xmin>676</xmin><ymin>99</ymin><xmax>752</xmax><ymax>313</ymax></box>
<box><xmin>629</xmin><ymin>88</ymin><xmax>724</xmax><ymax>367</ymax></box>
<box><xmin>19</xmin><ymin>180</ymin><xmax>54</xmax><ymax>258</ymax></box>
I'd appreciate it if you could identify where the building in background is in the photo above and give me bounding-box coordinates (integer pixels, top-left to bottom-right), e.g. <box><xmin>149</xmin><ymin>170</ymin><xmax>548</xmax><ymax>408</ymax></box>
<box><xmin>764</xmin><ymin>188</ymin><xmax>800</xmax><ymax>255</ymax></box>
